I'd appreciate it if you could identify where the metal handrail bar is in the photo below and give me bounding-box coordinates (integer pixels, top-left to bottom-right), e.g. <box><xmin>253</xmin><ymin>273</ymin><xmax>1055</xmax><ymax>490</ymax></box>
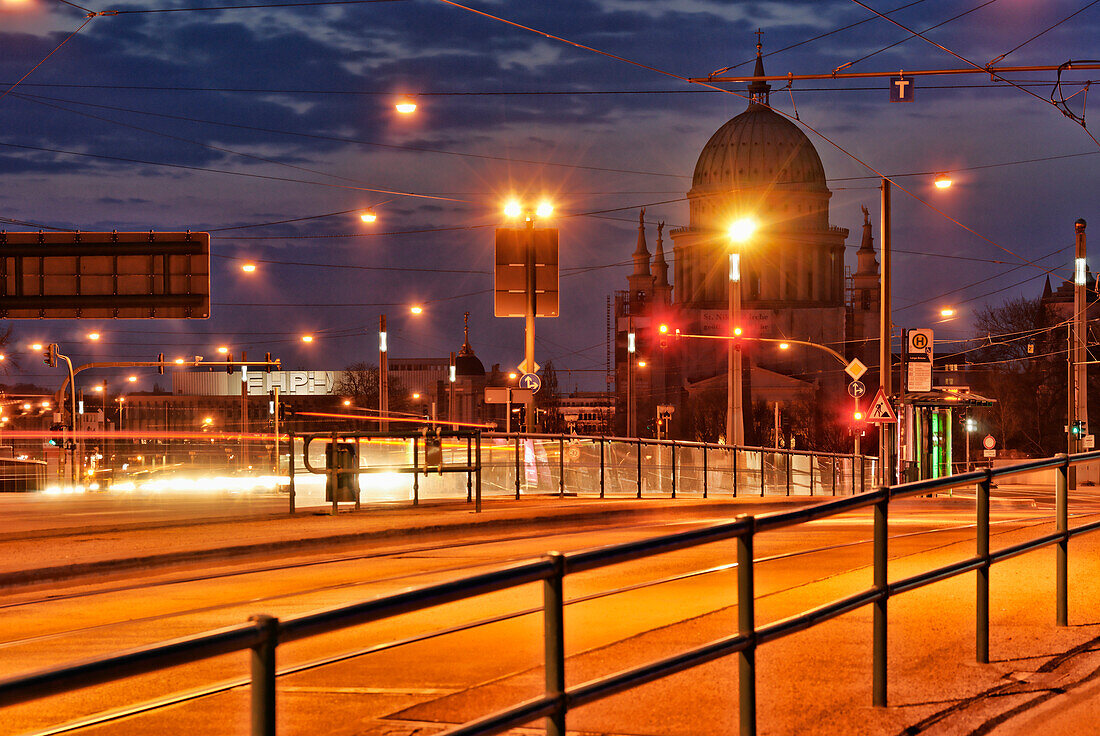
<box><xmin>281</xmin><ymin>557</ymin><xmax>554</xmax><ymax>643</ymax></box>
<box><xmin>755</xmin><ymin>588</ymin><xmax>882</xmax><ymax>645</ymax></box>
<box><xmin>889</xmin><ymin>557</ymin><xmax>985</xmax><ymax>596</ymax></box>
<box><xmin>1070</xmin><ymin>517</ymin><xmax>1100</xmax><ymax>536</ymax></box>
<box><xmin>987</xmin><ymin>531</ymin><xmax>1065</xmax><ymax>565</ymax></box>
<box><xmin>0</xmin><ymin>622</ymin><xmax>260</xmax><ymax>707</ymax></box>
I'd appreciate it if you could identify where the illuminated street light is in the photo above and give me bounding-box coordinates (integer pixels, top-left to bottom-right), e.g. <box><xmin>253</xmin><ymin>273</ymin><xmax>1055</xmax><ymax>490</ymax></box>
<box><xmin>93</xmin><ymin>385</ymin><xmax>104</xmax><ymax>393</ymax></box>
<box><xmin>87</xmin><ymin>332</ymin><xmax>101</xmax><ymax>341</ymax></box>
<box><xmin>728</xmin><ymin>217</ymin><xmax>757</xmax><ymax>243</ymax></box>
<box><xmin>503</xmin><ymin>200</ymin><xmax>522</xmax><ymax>219</ymax></box>
<box><xmin>301</xmin><ymin>334</ymin><xmax>314</xmax><ymax>343</ymax></box>
<box><xmin>203</xmin><ymin>416</ymin><xmax>213</xmax><ymax>425</ymax></box>
<box><xmin>174</xmin><ymin>357</ymin><xmax>185</xmax><ymax>364</ymax></box>
<box><xmin>940</xmin><ymin>308</ymin><xmax>956</xmax><ymax>318</ymax></box>
<box><xmin>22</xmin><ymin>403</ymin><xmax>30</xmax><ymax>411</ymax></box>
<box><xmin>30</xmin><ymin>343</ymin><xmax>42</xmax><ymax>351</ymax></box>
<box><xmin>728</xmin><ymin>216</ymin><xmax>758</xmax><ymax>447</ymax></box>
<box><xmin>535</xmin><ymin>201</ymin><xmax>554</xmax><ymax>218</ymax></box>
<box><xmin>343</xmin><ymin>399</ymin><xmax>351</xmax><ymax>407</ymax></box>
<box><xmin>779</xmin><ymin>342</ymin><xmax>790</xmax><ymax>350</ymax></box>
<box><xmin>360</xmin><ymin>210</ymin><xmax>377</xmax><ymax>223</ymax></box>
<box><xmin>128</xmin><ymin>375</ymin><xmax>137</xmax><ymax>382</ymax></box>
<box><xmin>412</xmin><ymin>392</ymin><xmax>421</xmax><ymax>400</ymax></box>
<box><xmin>637</xmin><ymin>360</ymin><xmax>647</xmax><ymax>368</ymax></box>
<box><xmin>217</xmin><ymin>346</ymin><xmax>229</xmax><ymax>355</ymax></box>
<box><xmin>41</xmin><ymin>401</ymin><xmax>50</xmax><ymax>408</ymax></box>
<box><xmin>241</xmin><ymin>262</ymin><xmax>257</xmax><ymax>273</ymax></box>
<box><xmin>395</xmin><ymin>97</ymin><xmax>417</xmax><ymax>114</ymax></box>
<box><xmin>410</xmin><ymin>305</ymin><xmax>423</xmax><ymax>315</ymax></box>
<box><xmin>934</xmin><ymin>173</ymin><xmax>953</xmax><ymax>189</ymax></box>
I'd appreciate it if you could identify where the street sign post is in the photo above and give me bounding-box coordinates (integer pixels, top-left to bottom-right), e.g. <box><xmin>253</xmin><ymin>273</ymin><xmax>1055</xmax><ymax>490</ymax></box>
<box><xmin>494</xmin><ymin>228</ymin><xmax>559</xmax><ymax>318</ymax></box>
<box><xmin>847</xmin><ymin>380</ymin><xmax>866</xmax><ymax>399</ymax></box>
<box><xmin>519</xmin><ymin>373</ymin><xmax>542</xmax><ymax>393</ymax></box>
<box><xmin>844</xmin><ymin>358</ymin><xmax>868</xmax><ymax>381</ymax></box>
<box><xmin>982</xmin><ymin>434</ymin><xmax>996</xmax><ymax>450</ymax></box>
<box><xmin>867</xmin><ymin>388</ymin><xmax>897</xmax><ymax>423</ymax></box>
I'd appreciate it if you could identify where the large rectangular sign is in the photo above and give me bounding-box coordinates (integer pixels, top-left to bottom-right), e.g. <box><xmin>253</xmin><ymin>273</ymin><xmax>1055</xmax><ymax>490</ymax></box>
<box><xmin>494</xmin><ymin>228</ymin><xmax>559</xmax><ymax>318</ymax></box>
<box><xmin>174</xmin><ymin>371</ymin><xmax>336</xmax><ymax>396</ymax></box>
<box><xmin>0</xmin><ymin>231</ymin><xmax>210</xmax><ymax>318</ymax></box>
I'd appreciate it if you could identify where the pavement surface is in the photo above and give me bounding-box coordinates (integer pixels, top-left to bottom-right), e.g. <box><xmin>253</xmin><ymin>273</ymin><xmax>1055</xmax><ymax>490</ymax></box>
<box><xmin>3</xmin><ymin>487</ymin><xmax>1100</xmax><ymax>735</ymax></box>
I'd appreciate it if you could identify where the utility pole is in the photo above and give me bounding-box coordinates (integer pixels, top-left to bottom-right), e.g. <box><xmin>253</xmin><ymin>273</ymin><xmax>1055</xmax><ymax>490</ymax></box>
<box><xmin>879</xmin><ymin>178</ymin><xmax>893</xmax><ymax>486</ymax></box>
<box><xmin>449</xmin><ymin>351</ymin><xmax>456</xmax><ymax>431</ymax></box>
<box><xmin>1070</xmin><ymin>218</ymin><xmax>1088</xmax><ymax>486</ymax></box>
<box><xmin>272</xmin><ymin>385</ymin><xmax>280</xmax><ymax>476</ymax></box>
<box><xmin>240</xmin><ymin>351</ymin><xmax>249</xmax><ymax>470</ymax></box>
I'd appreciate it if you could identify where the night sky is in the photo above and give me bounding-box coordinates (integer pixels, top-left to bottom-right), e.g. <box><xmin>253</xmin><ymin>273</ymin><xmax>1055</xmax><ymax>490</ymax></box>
<box><xmin>2</xmin><ymin>0</ymin><xmax>1097</xmax><ymax>394</ymax></box>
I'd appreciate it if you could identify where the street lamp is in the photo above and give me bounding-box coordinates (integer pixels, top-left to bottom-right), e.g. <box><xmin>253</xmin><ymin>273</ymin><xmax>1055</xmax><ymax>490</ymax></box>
<box><xmin>301</xmin><ymin>335</ymin><xmax>314</xmax><ymax>343</ymax></box>
<box><xmin>934</xmin><ymin>173</ymin><xmax>953</xmax><ymax>189</ymax></box>
<box><xmin>395</xmin><ymin>97</ymin><xmax>417</xmax><ymax>114</ymax></box>
<box><xmin>727</xmin><ymin>217</ymin><xmax>757</xmax><ymax>447</ymax></box>
<box><xmin>241</xmin><ymin>262</ymin><xmax>257</xmax><ymax>273</ymax></box>
<box><xmin>410</xmin><ymin>305</ymin><xmax>423</xmax><ymax>315</ymax></box>
<box><xmin>87</xmin><ymin>332</ymin><xmax>100</xmax><ymax>341</ymax></box>
<box><xmin>360</xmin><ymin>210</ymin><xmax>377</xmax><ymax>223</ymax></box>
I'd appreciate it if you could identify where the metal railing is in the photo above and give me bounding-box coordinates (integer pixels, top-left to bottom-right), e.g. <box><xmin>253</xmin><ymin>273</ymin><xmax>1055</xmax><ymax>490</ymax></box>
<box><xmin>2</xmin><ymin>452</ymin><xmax>1098</xmax><ymax>736</ymax></box>
<box><xmin>288</xmin><ymin>431</ymin><xmax>876</xmax><ymax>509</ymax></box>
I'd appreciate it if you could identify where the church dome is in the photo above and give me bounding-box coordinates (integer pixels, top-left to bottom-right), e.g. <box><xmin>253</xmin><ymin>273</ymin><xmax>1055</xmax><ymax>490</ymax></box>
<box><xmin>692</xmin><ymin>104</ymin><xmax>826</xmax><ymax>191</ymax></box>
<box><xmin>455</xmin><ymin>353</ymin><xmax>485</xmax><ymax>377</ymax></box>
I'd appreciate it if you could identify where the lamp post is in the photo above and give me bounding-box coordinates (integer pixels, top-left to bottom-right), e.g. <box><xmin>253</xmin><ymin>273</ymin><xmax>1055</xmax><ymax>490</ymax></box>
<box><xmin>1070</xmin><ymin>218</ymin><xmax>1088</xmax><ymax>487</ymax></box>
<box><xmin>727</xmin><ymin>218</ymin><xmax>756</xmax><ymax>447</ymax></box>
<box><xmin>379</xmin><ymin>315</ymin><xmax>388</xmax><ymax>426</ymax></box>
<box><xmin>627</xmin><ymin>317</ymin><xmax>636</xmax><ymax>436</ymax></box>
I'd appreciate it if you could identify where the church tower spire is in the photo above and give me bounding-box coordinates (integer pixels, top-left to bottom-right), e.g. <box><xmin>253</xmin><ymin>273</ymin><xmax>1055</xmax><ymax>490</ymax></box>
<box><xmin>748</xmin><ymin>29</ymin><xmax>771</xmax><ymax>107</ymax></box>
<box><xmin>652</xmin><ymin>220</ymin><xmax>671</xmax><ymax>305</ymax></box>
<box><xmin>627</xmin><ymin>208</ymin><xmax>655</xmax><ymax>303</ymax></box>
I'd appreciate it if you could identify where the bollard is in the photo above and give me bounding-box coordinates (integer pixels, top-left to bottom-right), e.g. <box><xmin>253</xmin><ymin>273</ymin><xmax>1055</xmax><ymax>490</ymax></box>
<box><xmin>703</xmin><ymin>444</ymin><xmax>708</xmax><ymax>498</ymax></box>
<box><xmin>544</xmin><ymin>552</ymin><xmax>567</xmax><ymax>736</ymax></box>
<box><xmin>737</xmin><ymin>516</ymin><xmax>756</xmax><ymax>736</ymax></box>
<box><xmin>872</xmin><ymin>490</ymin><xmax>889</xmax><ymax>706</ymax></box>
<box><xmin>976</xmin><ymin>469</ymin><xmax>991</xmax><ymax>663</ymax></box>
<box><xmin>559</xmin><ymin>436</ymin><xmax>565</xmax><ymax>498</ymax></box>
<box><xmin>515</xmin><ymin>434</ymin><xmax>522</xmax><ymax>499</ymax></box>
<box><xmin>1056</xmin><ymin>454</ymin><xmax>1069</xmax><ymax>626</ymax></box>
<box><xmin>412</xmin><ymin>436</ymin><xmax>419</xmax><ymax>506</ymax></box>
<box><xmin>733</xmin><ymin>447</ymin><xmax>738</xmax><ymax>497</ymax></box>
<box><xmin>249</xmin><ymin>614</ymin><xmax>279</xmax><ymax>736</ymax></box>
<box><xmin>636</xmin><ymin>438</ymin><xmax>643</xmax><ymax>499</ymax></box>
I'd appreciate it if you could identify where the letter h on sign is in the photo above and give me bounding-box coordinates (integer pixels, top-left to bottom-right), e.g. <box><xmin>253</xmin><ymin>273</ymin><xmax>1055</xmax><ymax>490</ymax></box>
<box><xmin>890</xmin><ymin>76</ymin><xmax>914</xmax><ymax>102</ymax></box>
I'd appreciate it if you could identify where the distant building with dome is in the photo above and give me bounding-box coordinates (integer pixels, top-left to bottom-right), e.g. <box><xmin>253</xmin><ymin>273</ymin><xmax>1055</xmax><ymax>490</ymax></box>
<box><xmin>615</xmin><ymin>41</ymin><xmax>882</xmax><ymax>442</ymax></box>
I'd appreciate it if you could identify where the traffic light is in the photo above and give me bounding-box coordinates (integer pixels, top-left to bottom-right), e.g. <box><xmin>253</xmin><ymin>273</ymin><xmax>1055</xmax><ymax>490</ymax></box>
<box><xmin>42</xmin><ymin>343</ymin><xmax>57</xmax><ymax>368</ymax></box>
<box><xmin>48</xmin><ymin>422</ymin><xmax>64</xmax><ymax>446</ymax></box>
<box><xmin>158</xmin><ymin>353</ymin><xmax>164</xmax><ymax>375</ymax></box>
<box><xmin>1071</xmin><ymin>420</ymin><xmax>1084</xmax><ymax>436</ymax></box>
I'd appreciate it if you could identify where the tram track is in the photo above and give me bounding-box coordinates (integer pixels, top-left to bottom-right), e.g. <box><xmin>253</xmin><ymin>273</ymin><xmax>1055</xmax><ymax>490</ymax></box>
<box><xmin>8</xmin><ymin>510</ymin><xmax>1085</xmax><ymax>736</ymax></box>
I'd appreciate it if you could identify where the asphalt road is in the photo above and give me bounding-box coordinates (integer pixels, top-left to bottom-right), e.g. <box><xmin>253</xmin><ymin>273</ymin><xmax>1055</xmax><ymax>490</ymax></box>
<box><xmin>2</xmin><ymin>492</ymin><xmax>1100</xmax><ymax>736</ymax></box>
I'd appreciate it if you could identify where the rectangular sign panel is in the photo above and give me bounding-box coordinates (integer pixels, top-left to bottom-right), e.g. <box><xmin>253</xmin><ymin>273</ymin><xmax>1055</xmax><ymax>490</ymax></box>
<box><xmin>0</xmin><ymin>231</ymin><xmax>210</xmax><ymax>318</ymax></box>
<box><xmin>890</xmin><ymin>76</ymin><xmax>914</xmax><ymax>102</ymax></box>
<box><xmin>484</xmin><ymin>387</ymin><xmax>534</xmax><ymax>404</ymax></box>
<box><xmin>494</xmin><ymin>228</ymin><xmax>559</xmax><ymax>318</ymax></box>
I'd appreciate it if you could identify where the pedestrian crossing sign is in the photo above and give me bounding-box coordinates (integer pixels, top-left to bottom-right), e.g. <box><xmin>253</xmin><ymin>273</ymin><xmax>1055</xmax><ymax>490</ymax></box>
<box><xmin>867</xmin><ymin>388</ymin><xmax>897</xmax><ymax>423</ymax></box>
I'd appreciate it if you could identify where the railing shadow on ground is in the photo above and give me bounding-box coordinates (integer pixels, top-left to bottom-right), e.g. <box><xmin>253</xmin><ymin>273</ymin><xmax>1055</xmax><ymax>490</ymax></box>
<box><xmin>2</xmin><ymin>451</ymin><xmax>1097</xmax><ymax>736</ymax></box>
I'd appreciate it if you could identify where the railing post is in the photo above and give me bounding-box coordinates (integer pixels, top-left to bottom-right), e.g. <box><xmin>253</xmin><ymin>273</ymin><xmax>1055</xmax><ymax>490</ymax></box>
<box><xmin>288</xmin><ymin>431</ymin><xmax>295</xmax><ymax>515</ymax></box>
<box><xmin>559</xmin><ymin>435</ymin><xmax>565</xmax><ymax>498</ymax></box>
<box><xmin>732</xmin><ymin>446</ymin><xmax>738</xmax><ymax>497</ymax></box>
<box><xmin>809</xmin><ymin>454</ymin><xmax>814</xmax><ymax>496</ymax></box>
<box><xmin>599</xmin><ymin>437</ymin><xmax>605</xmax><ymax>498</ymax></box>
<box><xmin>671</xmin><ymin>442</ymin><xmax>677</xmax><ymax>498</ymax></box>
<box><xmin>976</xmin><ymin>469</ymin><xmax>991</xmax><ymax>663</ymax></box>
<box><xmin>544</xmin><ymin>552</ymin><xmax>567</xmax><ymax>736</ymax></box>
<box><xmin>831</xmin><ymin>455</ymin><xmax>837</xmax><ymax>496</ymax></box>
<box><xmin>475</xmin><ymin>431</ymin><xmax>482</xmax><ymax>514</ymax></box>
<box><xmin>785</xmin><ymin>451</ymin><xmax>791</xmax><ymax>496</ymax></box>
<box><xmin>637</xmin><ymin>438</ymin><xmax>643</xmax><ymax>499</ymax></box>
<box><xmin>466</xmin><ymin>436</ymin><xmax>472</xmax><ymax>503</ymax></box>
<box><xmin>703</xmin><ymin>443</ymin><xmax>708</xmax><ymax>498</ymax></box>
<box><xmin>759</xmin><ymin>450</ymin><xmax>764</xmax><ymax>497</ymax></box>
<box><xmin>737</xmin><ymin>515</ymin><xmax>756</xmax><ymax>736</ymax></box>
<box><xmin>1056</xmin><ymin>453</ymin><xmax>1069</xmax><ymax>626</ymax></box>
<box><xmin>330</xmin><ymin>431</ymin><xmax>339</xmax><ymax>516</ymax></box>
<box><xmin>873</xmin><ymin>489</ymin><xmax>889</xmax><ymax>707</ymax></box>
<box><xmin>515</xmin><ymin>434</ymin><xmax>521</xmax><ymax>500</ymax></box>
<box><xmin>249</xmin><ymin>614</ymin><xmax>279</xmax><ymax>736</ymax></box>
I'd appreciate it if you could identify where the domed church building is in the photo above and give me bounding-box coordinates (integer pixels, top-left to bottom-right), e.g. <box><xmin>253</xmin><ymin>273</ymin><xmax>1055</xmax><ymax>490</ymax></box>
<box><xmin>615</xmin><ymin>41</ymin><xmax>881</xmax><ymax>442</ymax></box>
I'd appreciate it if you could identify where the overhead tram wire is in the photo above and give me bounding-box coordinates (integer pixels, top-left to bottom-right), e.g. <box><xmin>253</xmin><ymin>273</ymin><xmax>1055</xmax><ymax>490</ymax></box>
<box><xmin>431</xmin><ymin>0</ymin><xmax>1066</xmax><ymax>285</ymax></box>
<box><xmin>987</xmin><ymin>0</ymin><xmax>1100</xmax><ymax>67</ymax></box>
<box><xmin>846</xmin><ymin>0</ymin><xmax>1100</xmax><ymax>147</ymax></box>
<box><xmin>0</xmin><ymin>16</ymin><xmax>95</xmax><ymax>105</ymax></box>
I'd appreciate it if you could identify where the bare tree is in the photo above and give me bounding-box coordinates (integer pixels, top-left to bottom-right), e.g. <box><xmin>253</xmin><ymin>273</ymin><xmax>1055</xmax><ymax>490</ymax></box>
<box><xmin>335</xmin><ymin>362</ymin><xmax>411</xmax><ymax>413</ymax></box>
